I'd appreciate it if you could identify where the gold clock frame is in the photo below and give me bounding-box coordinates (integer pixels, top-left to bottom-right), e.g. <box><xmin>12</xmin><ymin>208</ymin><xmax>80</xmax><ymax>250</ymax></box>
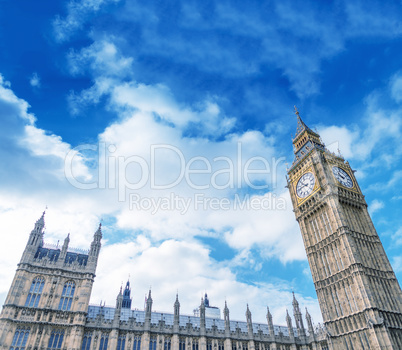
<box><xmin>293</xmin><ymin>167</ymin><xmax>320</xmax><ymax>205</ymax></box>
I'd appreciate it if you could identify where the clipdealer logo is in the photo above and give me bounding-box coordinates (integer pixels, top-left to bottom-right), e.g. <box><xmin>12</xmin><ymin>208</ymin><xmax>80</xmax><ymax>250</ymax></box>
<box><xmin>64</xmin><ymin>142</ymin><xmax>287</xmax><ymax>211</ymax></box>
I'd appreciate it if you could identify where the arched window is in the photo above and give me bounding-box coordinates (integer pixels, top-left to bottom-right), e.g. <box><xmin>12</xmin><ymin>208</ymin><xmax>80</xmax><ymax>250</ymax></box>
<box><xmin>132</xmin><ymin>335</ymin><xmax>141</xmax><ymax>350</ymax></box>
<box><xmin>10</xmin><ymin>327</ymin><xmax>30</xmax><ymax>350</ymax></box>
<box><xmin>164</xmin><ymin>337</ymin><xmax>171</xmax><ymax>350</ymax></box>
<box><xmin>25</xmin><ymin>277</ymin><xmax>45</xmax><ymax>307</ymax></box>
<box><xmin>149</xmin><ymin>336</ymin><xmax>157</xmax><ymax>350</ymax></box>
<box><xmin>81</xmin><ymin>333</ymin><xmax>92</xmax><ymax>350</ymax></box>
<box><xmin>117</xmin><ymin>335</ymin><xmax>126</xmax><ymax>350</ymax></box>
<box><xmin>99</xmin><ymin>334</ymin><xmax>109</xmax><ymax>350</ymax></box>
<box><xmin>48</xmin><ymin>329</ymin><xmax>64</xmax><ymax>349</ymax></box>
<box><xmin>58</xmin><ymin>281</ymin><xmax>75</xmax><ymax>311</ymax></box>
<box><xmin>179</xmin><ymin>338</ymin><xmax>185</xmax><ymax>350</ymax></box>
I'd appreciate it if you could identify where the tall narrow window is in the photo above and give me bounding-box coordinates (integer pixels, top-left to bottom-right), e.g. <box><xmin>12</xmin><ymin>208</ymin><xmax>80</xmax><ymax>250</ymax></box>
<box><xmin>324</xmin><ymin>250</ymin><xmax>332</xmax><ymax>274</ymax></box>
<box><xmin>117</xmin><ymin>335</ymin><xmax>126</xmax><ymax>350</ymax></box>
<box><xmin>192</xmin><ymin>340</ymin><xmax>199</xmax><ymax>350</ymax></box>
<box><xmin>58</xmin><ymin>281</ymin><xmax>75</xmax><ymax>311</ymax></box>
<box><xmin>321</xmin><ymin>213</ymin><xmax>330</xmax><ymax>236</ymax></box>
<box><xmin>332</xmin><ymin>246</ymin><xmax>340</xmax><ymax>271</ymax></box>
<box><xmin>179</xmin><ymin>338</ymin><xmax>185</xmax><ymax>350</ymax></box>
<box><xmin>344</xmin><ymin>285</ymin><xmax>354</xmax><ymax>312</ymax></box>
<box><xmin>133</xmin><ymin>336</ymin><xmax>141</xmax><ymax>350</ymax></box>
<box><xmin>164</xmin><ymin>338</ymin><xmax>171</xmax><ymax>350</ymax></box>
<box><xmin>336</xmin><ymin>244</ymin><xmax>344</xmax><ymax>269</ymax></box>
<box><xmin>324</xmin><ymin>211</ymin><xmax>333</xmax><ymax>233</ymax></box>
<box><xmin>48</xmin><ymin>329</ymin><xmax>64</xmax><ymax>350</ymax></box>
<box><xmin>206</xmin><ymin>341</ymin><xmax>212</xmax><ymax>350</ymax></box>
<box><xmin>335</xmin><ymin>288</ymin><xmax>343</xmax><ymax>316</ymax></box>
<box><xmin>81</xmin><ymin>334</ymin><xmax>92</xmax><ymax>350</ymax></box>
<box><xmin>310</xmin><ymin>220</ymin><xmax>319</xmax><ymax>243</ymax></box>
<box><xmin>10</xmin><ymin>327</ymin><xmax>30</xmax><ymax>350</ymax></box>
<box><xmin>312</xmin><ymin>219</ymin><xmax>322</xmax><ymax>240</ymax></box>
<box><xmin>149</xmin><ymin>336</ymin><xmax>157</xmax><ymax>350</ymax></box>
<box><xmin>25</xmin><ymin>277</ymin><xmax>45</xmax><ymax>307</ymax></box>
<box><xmin>99</xmin><ymin>334</ymin><xmax>109</xmax><ymax>350</ymax></box>
<box><xmin>330</xmin><ymin>290</ymin><xmax>340</xmax><ymax>317</ymax></box>
<box><xmin>218</xmin><ymin>342</ymin><xmax>224</xmax><ymax>350</ymax></box>
<box><xmin>232</xmin><ymin>342</ymin><xmax>237</xmax><ymax>350</ymax></box>
<box><xmin>349</xmin><ymin>284</ymin><xmax>358</xmax><ymax>311</ymax></box>
<box><xmin>320</xmin><ymin>253</ymin><xmax>328</xmax><ymax>277</ymax></box>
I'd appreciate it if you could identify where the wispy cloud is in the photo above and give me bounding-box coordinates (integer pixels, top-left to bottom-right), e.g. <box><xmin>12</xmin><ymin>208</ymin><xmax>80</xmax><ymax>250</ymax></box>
<box><xmin>29</xmin><ymin>72</ymin><xmax>41</xmax><ymax>88</ymax></box>
<box><xmin>53</xmin><ymin>0</ymin><xmax>122</xmax><ymax>42</ymax></box>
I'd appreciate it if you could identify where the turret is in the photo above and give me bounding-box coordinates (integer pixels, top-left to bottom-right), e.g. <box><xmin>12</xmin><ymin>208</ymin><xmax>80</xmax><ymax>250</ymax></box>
<box><xmin>173</xmin><ymin>293</ymin><xmax>180</xmax><ymax>333</ymax></box>
<box><xmin>204</xmin><ymin>293</ymin><xmax>209</xmax><ymax>307</ymax></box>
<box><xmin>246</xmin><ymin>304</ymin><xmax>253</xmax><ymax>339</ymax></box>
<box><xmin>286</xmin><ymin>309</ymin><xmax>294</xmax><ymax>338</ymax></box>
<box><xmin>113</xmin><ymin>286</ymin><xmax>123</xmax><ymax>326</ymax></box>
<box><xmin>60</xmin><ymin>233</ymin><xmax>70</xmax><ymax>260</ymax></box>
<box><xmin>88</xmin><ymin>223</ymin><xmax>102</xmax><ymax>268</ymax></box>
<box><xmin>305</xmin><ymin>308</ymin><xmax>315</xmax><ymax>338</ymax></box>
<box><xmin>292</xmin><ymin>292</ymin><xmax>306</xmax><ymax>337</ymax></box>
<box><xmin>200</xmin><ymin>297</ymin><xmax>206</xmax><ymax>336</ymax></box>
<box><xmin>21</xmin><ymin>212</ymin><xmax>46</xmax><ymax>263</ymax></box>
<box><xmin>144</xmin><ymin>289</ymin><xmax>152</xmax><ymax>331</ymax></box>
<box><xmin>122</xmin><ymin>280</ymin><xmax>132</xmax><ymax>309</ymax></box>
<box><xmin>266</xmin><ymin>307</ymin><xmax>274</xmax><ymax>337</ymax></box>
<box><xmin>224</xmin><ymin>301</ymin><xmax>230</xmax><ymax>335</ymax></box>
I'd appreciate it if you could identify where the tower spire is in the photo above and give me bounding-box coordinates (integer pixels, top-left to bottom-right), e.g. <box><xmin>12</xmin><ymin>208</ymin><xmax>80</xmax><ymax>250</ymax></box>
<box><xmin>290</xmin><ymin>107</ymin><xmax>325</xmax><ymax>168</ymax></box>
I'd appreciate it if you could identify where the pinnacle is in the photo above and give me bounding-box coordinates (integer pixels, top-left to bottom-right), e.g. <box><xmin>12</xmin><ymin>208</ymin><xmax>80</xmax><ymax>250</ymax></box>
<box><xmin>293</xmin><ymin>107</ymin><xmax>317</xmax><ymax>140</ymax></box>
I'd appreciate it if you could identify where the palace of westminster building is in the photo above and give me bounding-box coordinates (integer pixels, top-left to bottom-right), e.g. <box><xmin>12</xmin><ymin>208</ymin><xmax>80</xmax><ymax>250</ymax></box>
<box><xmin>0</xmin><ymin>112</ymin><xmax>401</xmax><ymax>350</ymax></box>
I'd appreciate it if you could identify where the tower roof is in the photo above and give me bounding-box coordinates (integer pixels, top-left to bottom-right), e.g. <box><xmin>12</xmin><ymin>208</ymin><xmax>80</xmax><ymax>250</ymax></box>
<box><xmin>290</xmin><ymin>107</ymin><xmax>326</xmax><ymax>170</ymax></box>
<box><xmin>293</xmin><ymin>106</ymin><xmax>319</xmax><ymax>141</ymax></box>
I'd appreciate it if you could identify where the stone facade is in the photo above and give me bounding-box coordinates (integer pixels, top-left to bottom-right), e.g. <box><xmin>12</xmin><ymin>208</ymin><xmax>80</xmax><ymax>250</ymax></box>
<box><xmin>287</xmin><ymin>109</ymin><xmax>402</xmax><ymax>349</ymax></box>
<box><xmin>0</xmin><ymin>212</ymin><xmax>102</xmax><ymax>350</ymax></box>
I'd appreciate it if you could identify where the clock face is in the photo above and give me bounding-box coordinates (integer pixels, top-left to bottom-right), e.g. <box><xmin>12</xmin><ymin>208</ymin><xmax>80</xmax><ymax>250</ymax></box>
<box><xmin>332</xmin><ymin>166</ymin><xmax>353</xmax><ymax>188</ymax></box>
<box><xmin>296</xmin><ymin>172</ymin><xmax>316</xmax><ymax>198</ymax></box>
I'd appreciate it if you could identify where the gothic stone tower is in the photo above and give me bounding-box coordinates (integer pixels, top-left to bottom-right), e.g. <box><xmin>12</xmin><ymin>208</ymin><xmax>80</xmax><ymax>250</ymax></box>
<box><xmin>0</xmin><ymin>212</ymin><xmax>102</xmax><ymax>350</ymax></box>
<box><xmin>287</xmin><ymin>109</ymin><xmax>402</xmax><ymax>349</ymax></box>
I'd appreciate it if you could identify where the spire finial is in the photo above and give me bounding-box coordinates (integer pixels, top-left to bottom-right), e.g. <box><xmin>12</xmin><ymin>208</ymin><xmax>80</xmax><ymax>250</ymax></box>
<box><xmin>294</xmin><ymin>105</ymin><xmax>300</xmax><ymax>116</ymax></box>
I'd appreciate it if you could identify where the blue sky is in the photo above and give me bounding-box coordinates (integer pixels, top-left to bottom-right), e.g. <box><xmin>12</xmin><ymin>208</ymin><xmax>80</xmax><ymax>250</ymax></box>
<box><xmin>1</xmin><ymin>0</ymin><xmax>402</xmax><ymax>326</ymax></box>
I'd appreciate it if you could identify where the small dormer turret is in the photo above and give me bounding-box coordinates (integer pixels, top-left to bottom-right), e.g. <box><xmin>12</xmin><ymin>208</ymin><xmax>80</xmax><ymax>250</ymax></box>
<box><xmin>21</xmin><ymin>212</ymin><xmax>46</xmax><ymax>264</ymax></box>
<box><xmin>88</xmin><ymin>223</ymin><xmax>102</xmax><ymax>269</ymax></box>
<box><xmin>200</xmin><ymin>297</ymin><xmax>206</xmax><ymax>335</ymax></box>
<box><xmin>144</xmin><ymin>289</ymin><xmax>152</xmax><ymax>331</ymax></box>
<box><xmin>286</xmin><ymin>309</ymin><xmax>294</xmax><ymax>339</ymax></box>
<box><xmin>224</xmin><ymin>301</ymin><xmax>230</xmax><ymax>335</ymax></box>
<box><xmin>266</xmin><ymin>307</ymin><xmax>274</xmax><ymax>337</ymax></box>
<box><xmin>173</xmin><ymin>293</ymin><xmax>180</xmax><ymax>333</ymax></box>
<box><xmin>246</xmin><ymin>304</ymin><xmax>253</xmax><ymax>339</ymax></box>
<box><xmin>122</xmin><ymin>280</ymin><xmax>132</xmax><ymax>309</ymax></box>
<box><xmin>292</xmin><ymin>292</ymin><xmax>306</xmax><ymax>337</ymax></box>
<box><xmin>305</xmin><ymin>308</ymin><xmax>315</xmax><ymax>338</ymax></box>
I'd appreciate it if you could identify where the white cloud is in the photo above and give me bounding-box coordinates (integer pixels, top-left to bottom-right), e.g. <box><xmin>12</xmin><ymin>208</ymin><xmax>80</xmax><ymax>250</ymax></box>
<box><xmin>53</xmin><ymin>0</ymin><xmax>122</xmax><ymax>42</ymax></box>
<box><xmin>392</xmin><ymin>256</ymin><xmax>402</xmax><ymax>272</ymax></box>
<box><xmin>318</xmin><ymin>125</ymin><xmax>359</xmax><ymax>159</ymax></box>
<box><xmin>391</xmin><ymin>227</ymin><xmax>402</xmax><ymax>247</ymax></box>
<box><xmin>368</xmin><ymin>199</ymin><xmax>384</xmax><ymax>215</ymax></box>
<box><xmin>0</xmin><ymin>73</ymin><xmax>318</xmax><ymax>327</ymax></box>
<box><xmin>391</xmin><ymin>73</ymin><xmax>402</xmax><ymax>103</ymax></box>
<box><xmin>93</xmin><ymin>237</ymin><xmax>321</xmax><ymax>324</ymax></box>
<box><xmin>29</xmin><ymin>72</ymin><xmax>41</xmax><ymax>88</ymax></box>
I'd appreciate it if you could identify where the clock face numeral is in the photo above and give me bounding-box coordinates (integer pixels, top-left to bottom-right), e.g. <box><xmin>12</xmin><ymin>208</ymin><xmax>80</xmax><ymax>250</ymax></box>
<box><xmin>296</xmin><ymin>172</ymin><xmax>316</xmax><ymax>198</ymax></box>
<box><xmin>332</xmin><ymin>166</ymin><xmax>353</xmax><ymax>188</ymax></box>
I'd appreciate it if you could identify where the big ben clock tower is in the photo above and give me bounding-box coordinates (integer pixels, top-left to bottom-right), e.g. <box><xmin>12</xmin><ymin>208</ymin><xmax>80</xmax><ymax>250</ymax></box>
<box><xmin>287</xmin><ymin>108</ymin><xmax>402</xmax><ymax>349</ymax></box>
